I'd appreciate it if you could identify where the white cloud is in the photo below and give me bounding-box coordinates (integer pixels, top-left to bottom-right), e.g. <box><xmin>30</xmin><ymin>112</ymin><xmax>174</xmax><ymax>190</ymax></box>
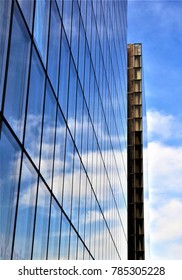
<box><xmin>147</xmin><ymin>110</ymin><xmax>182</xmax><ymax>142</ymax></box>
<box><xmin>146</xmin><ymin>110</ymin><xmax>182</xmax><ymax>259</ymax></box>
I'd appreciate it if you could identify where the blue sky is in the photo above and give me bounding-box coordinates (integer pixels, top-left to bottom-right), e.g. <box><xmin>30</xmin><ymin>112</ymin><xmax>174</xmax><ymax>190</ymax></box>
<box><xmin>128</xmin><ymin>0</ymin><xmax>182</xmax><ymax>259</ymax></box>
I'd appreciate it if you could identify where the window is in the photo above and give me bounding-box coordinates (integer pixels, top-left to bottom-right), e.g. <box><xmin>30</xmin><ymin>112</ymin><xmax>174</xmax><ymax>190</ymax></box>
<box><xmin>62</xmin><ymin>130</ymin><xmax>74</xmax><ymax>218</ymax></box>
<box><xmin>13</xmin><ymin>154</ymin><xmax>38</xmax><ymax>260</ymax></box>
<box><xmin>0</xmin><ymin>0</ymin><xmax>11</xmax><ymax>109</ymax></box>
<box><xmin>34</xmin><ymin>0</ymin><xmax>50</xmax><ymax>65</ymax></box>
<box><xmin>48</xmin><ymin>1</ymin><xmax>61</xmax><ymax>94</ymax></box>
<box><xmin>58</xmin><ymin>29</ymin><xmax>70</xmax><ymax>118</ymax></box>
<box><xmin>33</xmin><ymin>179</ymin><xmax>50</xmax><ymax>260</ymax></box>
<box><xmin>40</xmin><ymin>81</ymin><xmax>57</xmax><ymax>188</ymax></box>
<box><xmin>48</xmin><ymin>199</ymin><xmax>61</xmax><ymax>260</ymax></box>
<box><xmin>67</xmin><ymin>57</ymin><xmax>77</xmax><ymax>137</ymax></box>
<box><xmin>25</xmin><ymin>47</ymin><xmax>45</xmax><ymax>168</ymax></box>
<box><xmin>0</xmin><ymin>123</ymin><xmax>21</xmax><ymax>259</ymax></box>
<box><xmin>17</xmin><ymin>0</ymin><xmax>34</xmax><ymax>31</ymax></box>
<box><xmin>59</xmin><ymin>212</ymin><xmax>70</xmax><ymax>259</ymax></box>
<box><xmin>4</xmin><ymin>3</ymin><xmax>30</xmax><ymax>141</ymax></box>
<box><xmin>63</xmin><ymin>0</ymin><xmax>72</xmax><ymax>43</ymax></box>
<box><xmin>52</xmin><ymin>109</ymin><xmax>66</xmax><ymax>204</ymax></box>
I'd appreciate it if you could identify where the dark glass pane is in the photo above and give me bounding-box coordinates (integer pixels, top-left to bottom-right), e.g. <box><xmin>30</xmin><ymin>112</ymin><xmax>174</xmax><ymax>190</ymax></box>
<box><xmin>13</xmin><ymin>154</ymin><xmax>38</xmax><ymax>260</ymax></box>
<box><xmin>0</xmin><ymin>123</ymin><xmax>21</xmax><ymax>259</ymax></box>
<box><xmin>48</xmin><ymin>1</ymin><xmax>61</xmax><ymax>94</ymax></box>
<box><xmin>48</xmin><ymin>199</ymin><xmax>61</xmax><ymax>260</ymax></box>
<box><xmin>4</xmin><ymin>4</ymin><xmax>30</xmax><ymax>141</ymax></box>
<box><xmin>52</xmin><ymin>109</ymin><xmax>66</xmax><ymax>204</ymax></box>
<box><xmin>17</xmin><ymin>0</ymin><xmax>34</xmax><ymax>31</ymax></box>
<box><xmin>34</xmin><ymin>0</ymin><xmax>50</xmax><ymax>64</ymax></box>
<box><xmin>0</xmin><ymin>0</ymin><xmax>11</xmax><ymax>109</ymax></box>
<box><xmin>59</xmin><ymin>212</ymin><xmax>69</xmax><ymax>259</ymax></box>
<box><xmin>58</xmin><ymin>29</ymin><xmax>70</xmax><ymax>118</ymax></box>
<box><xmin>32</xmin><ymin>179</ymin><xmax>50</xmax><ymax>260</ymax></box>
<box><xmin>40</xmin><ymin>81</ymin><xmax>57</xmax><ymax>188</ymax></box>
<box><xmin>25</xmin><ymin>47</ymin><xmax>45</xmax><ymax>167</ymax></box>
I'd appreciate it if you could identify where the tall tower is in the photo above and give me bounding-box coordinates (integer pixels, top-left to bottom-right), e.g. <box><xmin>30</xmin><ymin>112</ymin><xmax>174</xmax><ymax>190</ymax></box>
<box><xmin>127</xmin><ymin>43</ymin><xmax>145</xmax><ymax>260</ymax></box>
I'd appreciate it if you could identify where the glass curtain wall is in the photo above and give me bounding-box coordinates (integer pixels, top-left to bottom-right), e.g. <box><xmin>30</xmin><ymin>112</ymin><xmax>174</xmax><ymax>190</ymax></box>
<box><xmin>0</xmin><ymin>0</ymin><xmax>127</xmax><ymax>260</ymax></box>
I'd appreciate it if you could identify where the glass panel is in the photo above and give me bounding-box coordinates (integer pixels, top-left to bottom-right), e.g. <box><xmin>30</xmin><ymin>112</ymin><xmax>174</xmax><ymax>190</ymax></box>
<box><xmin>77</xmin><ymin>238</ymin><xmax>83</xmax><ymax>260</ymax></box>
<box><xmin>56</xmin><ymin>0</ymin><xmax>63</xmax><ymax>18</ymax></box>
<box><xmin>48</xmin><ymin>199</ymin><xmax>61</xmax><ymax>260</ymax></box>
<box><xmin>78</xmin><ymin>20</ymin><xmax>85</xmax><ymax>89</ymax></box>
<box><xmin>17</xmin><ymin>0</ymin><xmax>34</xmax><ymax>31</ymax></box>
<box><xmin>34</xmin><ymin>0</ymin><xmax>50</xmax><ymax>64</ymax></box>
<box><xmin>0</xmin><ymin>123</ymin><xmax>21</xmax><ymax>260</ymax></box>
<box><xmin>69</xmin><ymin>227</ymin><xmax>77</xmax><ymax>260</ymax></box>
<box><xmin>62</xmin><ymin>130</ymin><xmax>74</xmax><ymax>218</ymax></box>
<box><xmin>59</xmin><ymin>212</ymin><xmax>70</xmax><ymax>260</ymax></box>
<box><xmin>4</xmin><ymin>4</ymin><xmax>30</xmax><ymax>141</ymax></box>
<box><xmin>75</xmin><ymin>81</ymin><xmax>83</xmax><ymax>154</ymax></box>
<box><xmin>78</xmin><ymin>164</ymin><xmax>86</xmax><ymax>240</ymax></box>
<box><xmin>40</xmin><ymin>81</ymin><xmax>56</xmax><ymax>188</ymax></box>
<box><xmin>52</xmin><ymin>109</ymin><xmax>66</xmax><ymax>204</ymax></box>
<box><xmin>0</xmin><ymin>0</ymin><xmax>11</xmax><ymax>109</ymax></box>
<box><xmin>13</xmin><ymin>154</ymin><xmax>37</xmax><ymax>260</ymax></box>
<box><xmin>25</xmin><ymin>47</ymin><xmax>45</xmax><ymax>167</ymax></box>
<box><xmin>58</xmin><ymin>29</ymin><xmax>70</xmax><ymax>118</ymax></box>
<box><xmin>71</xmin><ymin>0</ymin><xmax>79</xmax><ymax>66</ymax></box>
<box><xmin>33</xmin><ymin>179</ymin><xmax>50</xmax><ymax>260</ymax></box>
<box><xmin>71</xmin><ymin>150</ymin><xmax>80</xmax><ymax>229</ymax></box>
<box><xmin>68</xmin><ymin>57</ymin><xmax>77</xmax><ymax>137</ymax></box>
<box><xmin>48</xmin><ymin>1</ymin><xmax>61</xmax><ymax>94</ymax></box>
<box><xmin>63</xmin><ymin>0</ymin><xmax>72</xmax><ymax>43</ymax></box>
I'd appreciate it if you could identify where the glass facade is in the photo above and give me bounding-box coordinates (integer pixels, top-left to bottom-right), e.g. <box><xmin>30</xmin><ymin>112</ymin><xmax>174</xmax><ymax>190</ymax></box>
<box><xmin>0</xmin><ymin>0</ymin><xmax>127</xmax><ymax>260</ymax></box>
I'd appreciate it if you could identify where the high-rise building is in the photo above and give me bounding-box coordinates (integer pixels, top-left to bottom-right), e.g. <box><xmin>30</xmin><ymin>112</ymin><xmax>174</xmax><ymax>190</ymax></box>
<box><xmin>127</xmin><ymin>43</ymin><xmax>145</xmax><ymax>260</ymax></box>
<box><xmin>0</xmin><ymin>0</ymin><xmax>128</xmax><ymax>260</ymax></box>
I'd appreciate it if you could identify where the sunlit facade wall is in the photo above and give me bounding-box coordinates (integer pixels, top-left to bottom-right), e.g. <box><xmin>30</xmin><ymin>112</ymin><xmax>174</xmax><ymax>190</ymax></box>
<box><xmin>0</xmin><ymin>0</ymin><xmax>127</xmax><ymax>260</ymax></box>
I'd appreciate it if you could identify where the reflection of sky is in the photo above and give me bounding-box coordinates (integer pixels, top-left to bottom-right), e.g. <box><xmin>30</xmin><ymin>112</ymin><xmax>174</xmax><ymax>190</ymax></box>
<box><xmin>0</xmin><ymin>0</ymin><xmax>128</xmax><ymax>260</ymax></box>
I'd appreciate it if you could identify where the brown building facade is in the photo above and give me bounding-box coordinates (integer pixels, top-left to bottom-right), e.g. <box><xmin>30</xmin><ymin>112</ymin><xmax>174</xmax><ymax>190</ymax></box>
<box><xmin>127</xmin><ymin>43</ymin><xmax>145</xmax><ymax>260</ymax></box>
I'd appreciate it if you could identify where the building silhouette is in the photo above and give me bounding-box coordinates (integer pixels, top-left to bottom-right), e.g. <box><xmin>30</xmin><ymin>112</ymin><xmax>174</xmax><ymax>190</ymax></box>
<box><xmin>0</xmin><ymin>0</ymin><xmax>129</xmax><ymax>259</ymax></box>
